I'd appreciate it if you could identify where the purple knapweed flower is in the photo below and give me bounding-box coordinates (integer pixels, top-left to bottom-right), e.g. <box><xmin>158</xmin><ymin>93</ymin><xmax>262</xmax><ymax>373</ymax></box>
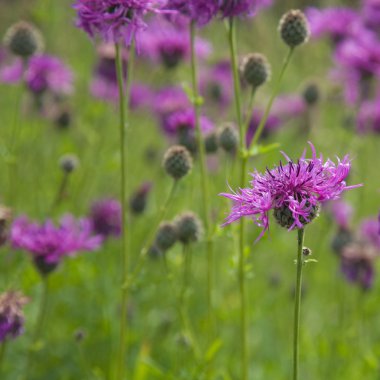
<box><xmin>153</xmin><ymin>86</ymin><xmax>190</xmax><ymax>119</ymax></box>
<box><xmin>0</xmin><ymin>53</ymin><xmax>73</xmax><ymax>96</ymax></box>
<box><xmin>0</xmin><ymin>291</ymin><xmax>29</xmax><ymax>342</ymax></box>
<box><xmin>341</xmin><ymin>241</ymin><xmax>377</xmax><ymax>290</ymax></box>
<box><xmin>140</xmin><ymin>16</ymin><xmax>211</xmax><ymax>69</ymax></box>
<box><xmin>11</xmin><ymin>215</ymin><xmax>102</xmax><ymax>275</ymax></box>
<box><xmin>305</xmin><ymin>7</ymin><xmax>358</xmax><ymax>43</ymax></box>
<box><xmin>200</xmin><ymin>60</ymin><xmax>233</xmax><ymax>108</ymax></box>
<box><xmin>329</xmin><ymin>200</ymin><xmax>353</xmax><ymax>231</ymax></box>
<box><xmin>361</xmin><ymin>218</ymin><xmax>380</xmax><ymax>249</ymax></box>
<box><xmin>164</xmin><ymin>0</ymin><xmax>219</xmax><ymax>26</ymax></box>
<box><xmin>89</xmin><ymin>198</ymin><xmax>122</xmax><ymax>239</ymax></box>
<box><xmin>218</xmin><ymin>0</ymin><xmax>273</xmax><ymax>18</ymax></box>
<box><xmin>163</xmin><ymin>108</ymin><xmax>214</xmax><ymax>136</ymax></box>
<box><xmin>356</xmin><ymin>97</ymin><xmax>380</xmax><ymax>134</ymax></box>
<box><xmin>73</xmin><ymin>0</ymin><xmax>168</xmax><ymax>46</ymax></box>
<box><xmin>362</xmin><ymin>0</ymin><xmax>380</xmax><ymax>32</ymax></box>
<box><xmin>246</xmin><ymin>109</ymin><xmax>280</xmax><ymax>146</ymax></box>
<box><xmin>90</xmin><ymin>43</ymin><xmax>152</xmax><ymax>106</ymax></box>
<box><xmin>221</xmin><ymin>142</ymin><xmax>361</xmax><ymax>240</ymax></box>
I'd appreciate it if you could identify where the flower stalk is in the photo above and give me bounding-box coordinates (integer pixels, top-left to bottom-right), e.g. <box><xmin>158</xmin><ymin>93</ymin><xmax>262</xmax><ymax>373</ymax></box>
<box><xmin>293</xmin><ymin>228</ymin><xmax>305</xmax><ymax>380</ymax></box>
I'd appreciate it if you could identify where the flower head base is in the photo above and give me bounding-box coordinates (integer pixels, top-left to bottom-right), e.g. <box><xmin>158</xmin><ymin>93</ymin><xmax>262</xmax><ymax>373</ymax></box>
<box><xmin>11</xmin><ymin>215</ymin><xmax>102</xmax><ymax>275</ymax></box>
<box><xmin>74</xmin><ymin>0</ymin><xmax>167</xmax><ymax>46</ymax></box>
<box><xmin>221</xmin><ymin>142</ymin><xmax>361</xmax><ymax>240</ymax></box>
<box><xmin>0</xmin><ymin>291</ymin><xmax>29</xmax><ymax>342</ymax></box>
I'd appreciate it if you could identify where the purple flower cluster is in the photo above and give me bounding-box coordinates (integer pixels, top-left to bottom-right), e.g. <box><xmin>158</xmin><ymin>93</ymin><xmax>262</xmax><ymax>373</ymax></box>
<box><xmin>0</xmin><ymin>54</ymin><xmax>73</xmax><ymax>96</ymax></box>
<box><xmin>219</xmin><ymin>0</ymin><xmax>273</xmax><ymax>18</ymax></box>
<box><xmin>0</xmin><ymin>291</ymin><xmax>28</xmax><ymax>342</ymax></box>
<box><xmin>11</xmin><ymin>215</ymin><xmax>102</xmax><ymax>275</ymax></box>
<box><xmin>221</xmin><ymin>142</ymin><xmax>360</xmax><ymax>240</ymax></box>
<box><xmin>73</xmin><ymin>0</ymin><xmax>168</xmax><ymax>46</ymax></box>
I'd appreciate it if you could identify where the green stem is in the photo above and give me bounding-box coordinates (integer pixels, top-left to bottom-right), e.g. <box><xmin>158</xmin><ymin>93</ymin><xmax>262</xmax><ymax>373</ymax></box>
<box><xmin>115</xmin><ymin>40</ymin><xmax>133</xmax><ymax>380</ymax></box>
<box><xmin>248</xmin><ymin>48</ymin><xmax>294</xmax><ymax>152</ymax></box>
<box><xmin>23</xmin><ymin>277</ymin><xmax>49</xmax><ymax>379</ymax></box>
<box><xmin>293</xmin><ymin>228</ymin><xmax>305</xmax><ymax>380</ymax></box>
<box><xmin>228</xmin><ymin>17</ymin><xmax>249</xmax><ymax>380</ymax></box>
<box><xmin>51</xmin><ymin>173</ymin><xmax>69</xmax><ymax>213</ymax></box>
<box><xmin>190</xmin><ymin>21</ymin><xmax>214</xmax><ymax>330</ymax></box>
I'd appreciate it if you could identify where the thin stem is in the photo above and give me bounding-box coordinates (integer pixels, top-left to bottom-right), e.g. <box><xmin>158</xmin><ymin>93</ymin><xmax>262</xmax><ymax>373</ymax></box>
<box><xmin>23</xmin><ymin>277</ymin><xmax>49</xmax><ymax>379</ymax></box>
<box><xmin>51</xmin><ymin>173</ymin><xmax>69</xmax><ymax>213</ymax></box>
<box><xmin>190</xmin><ymin>21</ymin><xmax>214</xmax><ymax>330</ymax></box>
<box><xmin>293</xmin><ymin>228</ymin><xmax>305</xmax><ymax>380</ymax></box>
<box><xmin>115</xmin><ymin>41</ymin><xmax>130</xmax><ymax>380</ymax></box>
<box><xmin>248</xmin><ymin>48</ymin><xmax>294</xmax><ymax>152</ymax></box>
<box><xmin>228</xmin><ymin>17</ymin><xmax>249</xmax><ymax>380</ymax></box>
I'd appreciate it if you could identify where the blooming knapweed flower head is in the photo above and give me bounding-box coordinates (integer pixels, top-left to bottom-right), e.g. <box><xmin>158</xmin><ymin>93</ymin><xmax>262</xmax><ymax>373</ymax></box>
<box><xmin>305</xmin><ymin>7</ymin><xmax>358</xmax><ymax>44</ymax></box>
<box><xmin>90</xmin><ymin>198</ymin><xmax>122</xmax><ymax>239</ymax></box>
<box><xmin>218</xmin><ymin>0</ymin><xmax>273</xmax><ymax>18</ymax></box>
<box><xmin>73</xmin><ymin>0</ymin><xmax>168</xmax><ymax>46</ymax></box>
<box><xmin>11</xmin><ymin>215</ymin><xmax>102</xmax><ymax>275</ymax></box>
<box><xmin>221</xmin><ymin>142</ymin><xmax>361</xmax><ymax>240</ymax></box>
<box><xmin>0</xmin><ymin>291</ymin><xmax>29</xmax><ymax>342</ymax></box>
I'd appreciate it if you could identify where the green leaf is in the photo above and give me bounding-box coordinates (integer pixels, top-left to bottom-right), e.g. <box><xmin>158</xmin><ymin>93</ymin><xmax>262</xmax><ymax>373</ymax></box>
<box><xmin>205</xmin><ymin>339</ymin><xmax>223</xmax><ymax>362</ymax></box>
<box><xmin>248</xmin><ymin>142</ymin><xmax>281</xmax><ymax>158</ymax></box>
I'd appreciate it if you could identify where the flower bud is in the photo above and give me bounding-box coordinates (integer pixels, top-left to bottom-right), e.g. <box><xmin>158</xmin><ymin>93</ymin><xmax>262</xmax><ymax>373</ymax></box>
<box><xmin>155</xmin><ymin>222</ymin><xmax>177</xmax><ymax>252</ymax></box>
<box><xmin>4</xmin><ymin>21</ymin><xmax>44</xmax><ymax>58</ymax></box>
<box><xmin>302</xmin><ymin>83</ymin><xmax>319</xmax><ymax>106</ymax></box>
<box><xmin>279</xmin><ymin>10</ymin><xmax>310</xmax><ymax>48</ymax></box>
<box><xmin>59</xmin><ymin>154</ymin><xmax>79</xmax><ymax>174</ymax></box>
<box><xmin>163</xmin><ymin>145</ymin><xmax>193</xmax><ymax>180</ymax></box>
<box><xmin>129</xmin><ymin>182</ymin><xmax>152</xmax><ymax>215</ymax></box>
<box><xmin>240</xmin><ymin>53</ymin><xmax>271</xmax><ymax>88</ymax></box>
<box><xmin>204</xmin><ymin>131</ymin><xmax>218</xmax><ymax>154</ymax></box>
<box><xmin>218</xmin><ymin>123</ymin><xmax>238</xmax><ymax>153</ymax></box>
<box><xmin>175</xmin><ymin>212</ymin><xmax>203</xmax><ymax>245</ymax></box>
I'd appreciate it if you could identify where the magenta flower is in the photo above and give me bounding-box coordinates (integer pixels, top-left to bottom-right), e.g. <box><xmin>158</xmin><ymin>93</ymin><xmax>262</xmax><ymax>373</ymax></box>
<box><xmin>164</xmin><ymin>0</ymin><xmax>219</xmax><ymax>26</ymax></box>
<box><xmin>356</xmin><ymin>97</ymin><xmax>380</xmax><ymax>134</ymax></box>
<box><xmin>362</xmin><ymin>0</ymin><xmax>380</xmax><ymax>31</ymax></box>
<box><xmin>361</xmin><ymin>218</ymin><xmax>380</xmax><ymax>249</ymax></box>
<box><xmin>73</xmin><ymin>0</ymin><xmax>167</xmax><ymax>46</ymax></box>
<box><xmin>89</xmin><ymin>198</ymin><xmax>122</xmax><ymax>239</ymax></box>
<box><xmin>329</xmin><ymin>200</ymin><xmax>353</xmax><ymax>230</ymax></box>
<box><xmin>305</xmin><ymin>7</ymin><xmax>358</xmax><ymax>43</ymax></box>
<box><xmin>90</xmin><ymin>44</ymin><xmax>152</xmax><ymax>106</ymax></box>
<box><xmin>219</xmin><ymin>0</ymin><xmax>273</xmax><ymax>18</ymax></box>
<box><xmin>140</xmin><ymin>16</ymin><xmax>211</xmax><ymax>69</ymax></box>
<box><xmin>221</xmin><ymin>142</ymin><xmax>361</xmax><ymax>240</ymax></box>
<box><xmin>153</xmin><ymin>86</ymin><xmax>190</xmax><ymax>118</ymax></box>
<box><xmin>163</xmin><ymin>108</ymin><xmax>214</xmax><ymax>136</ymax></box>
<box><xmin>0</xmin><ymin>54</ymin><xmax>73</xmax><ymax>96</ymax></box>
<box><xmin>0</xmin><ymin>291</ymin><xmax>29</xmax><ymax>342</ymax></box>
<box><xmin>200</xmin><ymin>60</ymin><xmax>233</xmax><ymax>108</ymax></box>
<box><xmin>11</xmin><ymin>215</ymin><xmax>102</xmax><ymax>275</ymax></box>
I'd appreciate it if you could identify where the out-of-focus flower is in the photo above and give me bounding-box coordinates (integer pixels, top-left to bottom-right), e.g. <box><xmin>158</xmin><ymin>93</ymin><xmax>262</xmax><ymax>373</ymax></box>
<box><xmin>89</xmin><ymin>198</ymin><xmax>122</xmax><ymax>239</ymax></box>
<box><xmin>140</xmin><ymin>16</ymin><xmax>211</xmax><ymax>69</ymax></box>
<box><xmin>0</xmin><ymin>291</ymin><xmax>29</xmax><ymax>342</ymax></box>
<box><xmin>341</xmin><ymin>241</ymin><xmax>377</xmax><ymax>290</ymax></box>
<box><xmin>200</xmin><ymin>60</ymin><xmax>233</xmax><ymax>108</ymax></box>
<box><xmin>164</xmin><ymin>0</ymin><xmax>219</xmax><ymax>26</ymax></box>
<box><xmin>329</xmin><ymin>200</ymin><xmax>353</xmax><ymax>231</ymax></box>
<box><xmin>356</xmin><ymin>97</ymin><xmax>380</xmax><ymax>134</ymax></box>
<box><xmin>361</xmin><ymin>218</ymin><xmax>380</xmax><ymax>249</ymax></box>
<box><xmin>90</xmin><ymin>44</ymin><xmax>152</xmax><ymax>106</ymax></box>
<box><xmin>221</xmin><ymin>142</ymin><xmax>361</xmax><ymax>240</ymax></box>
<box><xmin>129</xmin><ymin>182</ymin><xmax>153</xmax><ymax>215</ymax></box>
<box><xmin>73</xmin><ymin>0</ymin><xmax>168</xmax><ymax>46</ymax></box>
<box><xmin>305</xmin><ymin>7</ymin><xmax>358</xmax><ymax>43</ymax></box>
<box><xmin>11</xmin><ymin>215</ymin><xmax>102</xmax><ymax>275</ymax></box>
<box><xmin>219</xmin><ymin>0</ymin><xmax>273</xmax><ymax>18</ymax></box>
<box><xmin>362</xmin><ymin>0</ymin><xmax>380</xmax><ymax>32</ymax></box>
<box><xmin>153</xmin><ymin>86</ymin><xmax>190</xmax><ymax>120</ymax></box>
